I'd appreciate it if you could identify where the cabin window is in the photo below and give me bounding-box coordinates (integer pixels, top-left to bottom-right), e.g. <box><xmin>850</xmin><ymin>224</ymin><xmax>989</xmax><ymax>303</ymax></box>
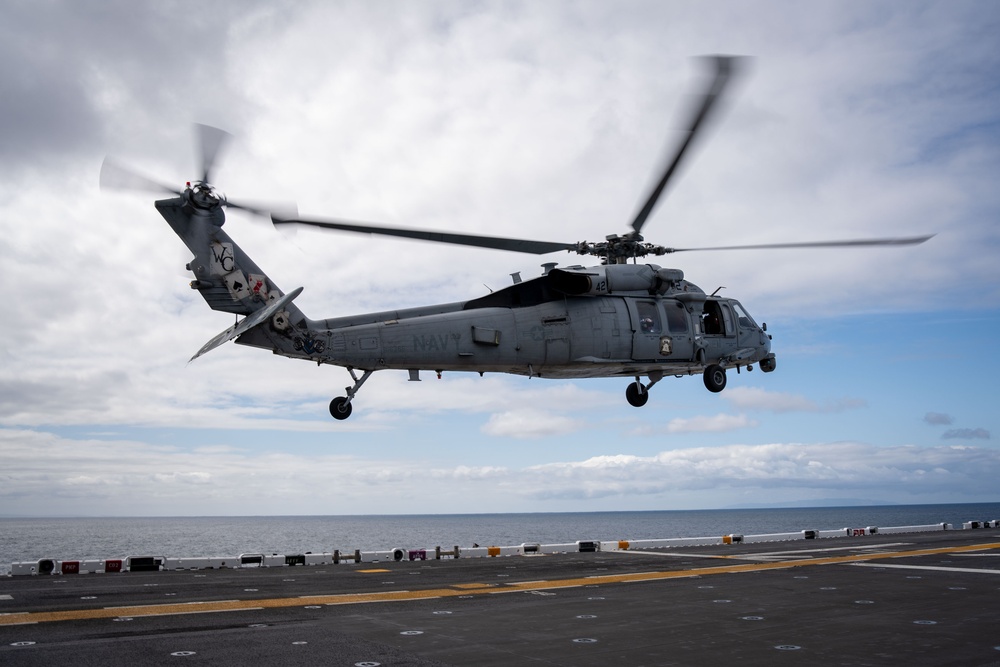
<box><xmin>664</xmin><ymin>300</ymin><xmax>688</xmax><ymax>333</ymax></box>
<box><xmin>636</xmin><ymin>301</ymin><xmax>661</xmax><ymax>333</ymax></box>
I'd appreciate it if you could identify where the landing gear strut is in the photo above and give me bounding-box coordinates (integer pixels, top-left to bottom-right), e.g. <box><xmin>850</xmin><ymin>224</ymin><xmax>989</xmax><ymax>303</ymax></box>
<box><xmin>329</xmin><ymin>367</ymin><xmax>374</xmax><ymax>420</ymax></box>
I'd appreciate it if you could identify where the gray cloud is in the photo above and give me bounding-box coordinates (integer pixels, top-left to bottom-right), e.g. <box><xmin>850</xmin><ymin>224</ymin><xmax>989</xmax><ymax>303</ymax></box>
<box><xmin>0</xmin><ymin>0</ymin><xmax>277</xmax><ymax>175</ymax></box>
<box><xmin>942</xmin><ymin>428</ymin><xmax>990</xmax><ymax>441</ymax></box>
<box><xmin>924</xmin><ymin>412</ymin><xmax>954</xmax><ymax>426</ymax></box>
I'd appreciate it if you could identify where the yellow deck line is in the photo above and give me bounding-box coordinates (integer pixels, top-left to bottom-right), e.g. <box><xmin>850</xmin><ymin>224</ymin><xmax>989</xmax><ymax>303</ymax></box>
<box><xmin>4</xmin><ymin>541</ymin><xmax>999</xmax><ymax>626</ymax></box>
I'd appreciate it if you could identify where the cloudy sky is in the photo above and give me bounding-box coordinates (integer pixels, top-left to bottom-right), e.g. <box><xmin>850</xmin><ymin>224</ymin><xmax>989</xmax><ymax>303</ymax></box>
<box><xmin>2</xmin><ymin>1</ymin><xmax>998</xmax><ymax>517</ymax></box>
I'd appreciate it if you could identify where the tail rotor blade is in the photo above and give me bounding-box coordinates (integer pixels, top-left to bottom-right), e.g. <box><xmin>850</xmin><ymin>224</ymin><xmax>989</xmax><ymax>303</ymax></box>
<box><xmin>99</xmin><ymin>157</ymin><xmax>182</xmax><ymax>196</ymax></box>
<box><xmin>195</xmin><ymin>123</ymin><xmax>232</xmax><ymax>185</ymax></box>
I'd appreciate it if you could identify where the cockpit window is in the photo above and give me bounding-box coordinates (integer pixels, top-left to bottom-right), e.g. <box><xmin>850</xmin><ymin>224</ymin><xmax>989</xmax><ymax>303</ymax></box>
<box><xmin>731</xmin><ymin>301</ymin><xmax>757</xmax><ymax>329</ymax></box>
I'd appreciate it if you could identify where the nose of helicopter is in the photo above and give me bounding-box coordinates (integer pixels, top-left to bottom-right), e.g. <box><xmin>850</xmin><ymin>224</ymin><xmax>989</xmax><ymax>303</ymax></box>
<box><xmin>758</xmin><ymin>324</ymin><xmax>776</xmax><ymax>373</ymax></box>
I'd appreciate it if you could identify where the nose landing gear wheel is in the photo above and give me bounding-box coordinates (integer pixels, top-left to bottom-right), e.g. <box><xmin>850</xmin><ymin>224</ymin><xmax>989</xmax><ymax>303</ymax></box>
<box><xmin>329</xmin><ymin>397</ymin><xmax>353</xmax><ymax>420</ymax></box>
<box><xmin>625</xmin><ymin>381</ymin><xmax>649</xmax><ymax>407</ymax></box>
<box><xmin>703</xmin><ymin>364</ymin><xmax>727</xmax><ymax>393</ymax></box>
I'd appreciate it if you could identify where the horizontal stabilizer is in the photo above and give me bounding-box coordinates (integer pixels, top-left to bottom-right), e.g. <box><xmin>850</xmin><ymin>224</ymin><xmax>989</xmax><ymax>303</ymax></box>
<box><xmin>190</xmin><ymin>287</ymin><xmax>304</xmax><ymax>362</ymax></box>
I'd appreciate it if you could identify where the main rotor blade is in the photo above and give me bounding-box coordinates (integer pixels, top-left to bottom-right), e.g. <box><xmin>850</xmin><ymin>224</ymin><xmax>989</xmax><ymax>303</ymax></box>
<box><xmin>226</xmin><ymin>199</ymin><xmax>298</xmax><ymax>219</ymax></box>
<box><xmin>664</xmin><ymin>235</ymin><xmax>935</xmax><ymax>253</ymax></box>
<box><xmin>273</xmin><ymin>215</ymin><xmax>577</xmax><ymax>255</ymax></box>
<box><xmin>630</xmin><ymin>55</ymin><xmax>742</xmax><ymax>235</ymax></box>
<box><xmin>99</xmin><ymin>158</ymin><xmax>183</xmax><ymax>196</ymax></box>
<box><xmin>195</xmin><ymin>123</ymin><xmax>232</xmax><ymax>185</ymax></box>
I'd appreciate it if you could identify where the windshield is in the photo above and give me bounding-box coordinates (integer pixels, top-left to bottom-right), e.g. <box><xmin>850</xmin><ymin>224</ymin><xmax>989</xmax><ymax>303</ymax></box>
<box><xmin>730</xmin><ymin>300</ymin><xmax>758</xmax><ymax>329</ymax></box>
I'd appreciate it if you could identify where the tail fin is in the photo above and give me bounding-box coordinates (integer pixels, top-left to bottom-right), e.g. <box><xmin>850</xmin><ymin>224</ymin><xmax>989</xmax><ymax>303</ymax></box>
<box><xmin>156</xmin><ymin>196</ymin><xmax>310</xmax><ymax>358</ymax></box>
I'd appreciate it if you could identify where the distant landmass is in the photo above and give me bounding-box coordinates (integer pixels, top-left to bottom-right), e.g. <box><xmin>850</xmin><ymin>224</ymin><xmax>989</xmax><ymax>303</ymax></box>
<box><xmin>726</xmin><ymin>498</ymin><xmax>896</xmax><ymax>509</ymax></box>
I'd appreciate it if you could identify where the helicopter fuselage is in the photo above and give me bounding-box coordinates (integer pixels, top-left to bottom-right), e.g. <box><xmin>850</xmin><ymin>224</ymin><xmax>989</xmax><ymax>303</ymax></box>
<box><xmin>246</xmin><ymin>271</ymin><xmax>774</xmax><ymax>383</ymax></box>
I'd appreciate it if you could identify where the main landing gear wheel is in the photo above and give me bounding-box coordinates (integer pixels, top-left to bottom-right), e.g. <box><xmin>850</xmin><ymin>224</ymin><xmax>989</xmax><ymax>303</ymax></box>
<box><xmin>703</xmin><ymin>364</ymin><xmax>727</xmax><ymax>393</ymax></box>
<box><xmin>625</xmin><ymin>381</ymin><xmax>649</xmax><ymax>407</ymax></box>
<box><xmin>329</xmin><ymin>397</ymin><xmax>352</xmax><ymax>420</ymax></box>
<box><xmin>328</xmin><ymin>368</ymin><xmax>375</xmax><ymax>421</ymax></box>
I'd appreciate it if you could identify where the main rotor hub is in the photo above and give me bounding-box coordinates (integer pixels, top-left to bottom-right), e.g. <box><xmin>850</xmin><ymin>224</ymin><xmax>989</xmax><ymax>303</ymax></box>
<box><xmin>574</xmin><ymin>233</ymin><xmax>671</xmax><ymax>264</ymax></box>
<box><xmin>186</xmin><ymin>181</ymin><xmax>222</xmax><ymax>210</ymax></box>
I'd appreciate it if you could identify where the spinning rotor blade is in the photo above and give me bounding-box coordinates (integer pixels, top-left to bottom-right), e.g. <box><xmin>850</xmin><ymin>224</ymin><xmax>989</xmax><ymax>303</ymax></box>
<box><xmin>195</xmin><ymin>123</ymin><xmax>232</xmax><ymax>185</ymax></box>
<box><xmin>102</xmin><ymin>124</ymin><xmax>291</xmax><ymax>219</ymax></box>
<box><xmin>630</xmin><ymin>55</ymin><xmax>742</xmax><ymax>236</ymax></box>
<box><xmin>664</xmin><ymin>235</ymin><xmax>935</xmax><ymax>253</ymax></box>
<box><xmin>272</xmin><ymin>215</ymin><xmax>577</xmax><ymax>255</ymax></box>
<box><xmin>227</xmin><ymin>199</ymin><xmax>298</xmax><ymax>218</ymax></box>
<box><xmin>99</xmin><ymin>158</ymin><xmax>183</xmax><ymax>196</ymax></box>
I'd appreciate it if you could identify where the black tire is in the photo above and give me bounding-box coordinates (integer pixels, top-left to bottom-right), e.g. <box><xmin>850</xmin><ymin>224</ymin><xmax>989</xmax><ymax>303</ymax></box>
<box><xmin>703</xmin><ymin>364</ymin><xmax>727</xmax><ymax>393</ymax></box>
<box><xmin>625</xmin><ymin>381</ymin><xmax>649</xmax><ymax>407</ymax></box>
<box><xmin>329</xmin><ymin>396</ymin><xmax>353</xmax><ymax>420</ymax></box>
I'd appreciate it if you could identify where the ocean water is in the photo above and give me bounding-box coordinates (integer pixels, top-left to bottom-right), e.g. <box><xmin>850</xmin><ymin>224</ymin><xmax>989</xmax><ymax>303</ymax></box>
<box><xmin>3</xmin><ymin>503</ymin><xmax>999</xmax><ymax>575</ymax></box>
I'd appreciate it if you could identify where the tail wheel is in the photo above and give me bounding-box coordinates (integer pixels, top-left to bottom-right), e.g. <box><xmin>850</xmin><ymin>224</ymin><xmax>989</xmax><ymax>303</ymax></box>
<box><xmin>329</xmin><ymin>397</ymin><xmax>353</xmax><ymax>420</ymax></box>
<box><xmin>703</xmin><ymin>364</ymin><xmax>727</xmax><ymax>393</ymax></box>
<box><xmin>625</xmin><ymin>381</ymin><xmax>649</xmax><ymax>407</ymax></box>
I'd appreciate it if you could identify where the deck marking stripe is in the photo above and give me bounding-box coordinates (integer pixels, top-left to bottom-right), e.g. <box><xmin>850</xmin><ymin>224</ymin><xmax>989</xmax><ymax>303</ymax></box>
<box><xmin>851</xmin><ymin>563</ymin><xmax>1000</xmax><ymax>575</ymax></box>
<box><xmin>738</xmin><ymin>543</ymin><xmax>913</xmax><ymax>557</ymax></box>
<box><xmin>953</xmin><ymin>553</ymin><xmax>1000</xmax><ymax>557</ymax></box>
<box><xmin>4</xmin><ymin>541</ymin><xmax>999</xmax><ymax>626</ymax></box>
<box><xmin>135</xmin><ymin>607</ymin><xmax>265</xmax><ymax>618</ymax></box>
<box><xmin>616</xmin><ymin>543</ymin><xmax>912</xmax><ymax>559</ymax></box>
<box><xmin>619</xmin><ymin>551</ymin><xmax>738</xmax><ymax>559</ymax></box>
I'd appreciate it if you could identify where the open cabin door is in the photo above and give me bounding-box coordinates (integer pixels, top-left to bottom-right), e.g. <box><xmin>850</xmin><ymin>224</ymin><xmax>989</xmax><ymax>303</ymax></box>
<box><xmin>699</xmin><ymin>299</ymin><xmax>736</xmax><ymax>360</ymax></box>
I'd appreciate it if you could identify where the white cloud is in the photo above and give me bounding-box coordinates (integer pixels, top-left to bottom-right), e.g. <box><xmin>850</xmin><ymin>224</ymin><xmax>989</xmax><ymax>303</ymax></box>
<box><xmin>725</xmin><ymin>387</ymin><xmax>817</xmax><ymax>413</ymax></box>
<box><xmin>724</xmin><ymin>387</ymin><xmax>867</xmax><ymax>414</ymax></box>
<box><xmin>5</xmin><ymin>428</ymin><xmax>998</xmax><ymax>516</ymax></box>
<box><xmin>524</xmin><ymin>441</ymin><xmax>1000</xmax><ymax>502</ymax></box>
<box><xmin>481</xmin><ymin>409</ymin><xmax>585</xmax><ymax>439</ymax></box>
<box><xmin>665</xmin><ymin>413</ymin><xmax>757</xmax><ymax>434</ymax></box>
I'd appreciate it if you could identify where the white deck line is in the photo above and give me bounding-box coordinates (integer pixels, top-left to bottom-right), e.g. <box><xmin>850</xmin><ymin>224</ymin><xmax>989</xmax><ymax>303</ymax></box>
<box><xmin>851</xmin><ymin>563</ymin><xmax>1000</xmax><ymax>575</ymax></box>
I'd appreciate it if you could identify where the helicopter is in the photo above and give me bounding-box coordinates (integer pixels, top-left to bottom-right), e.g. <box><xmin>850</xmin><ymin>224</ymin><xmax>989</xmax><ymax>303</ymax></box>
<box><xmin>101</xmin><ymin>56</ymin><xmax>931</xmax><ymax>420</ymax></box>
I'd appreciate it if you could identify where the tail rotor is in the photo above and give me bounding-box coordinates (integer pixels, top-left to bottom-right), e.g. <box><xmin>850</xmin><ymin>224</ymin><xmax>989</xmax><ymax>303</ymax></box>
<box><xmin>100</xmin><ymin>124</ymin><xmax>294</xmax><ymax>220</ymax></box>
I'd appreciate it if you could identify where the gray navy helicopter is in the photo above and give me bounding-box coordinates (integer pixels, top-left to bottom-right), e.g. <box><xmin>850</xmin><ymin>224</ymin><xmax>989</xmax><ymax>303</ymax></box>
<box><xmin>101</xmin><ymin>56</ymin><xmax>931</xmax><ymax>420</ymax></box>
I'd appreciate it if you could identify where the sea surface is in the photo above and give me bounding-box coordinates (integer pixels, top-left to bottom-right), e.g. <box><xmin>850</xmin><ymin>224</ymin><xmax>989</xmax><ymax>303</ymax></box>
<box><xmin>3</xmin><ymin>503</ymin><xmax>1000</xmax><ymax>575</ymax></box>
